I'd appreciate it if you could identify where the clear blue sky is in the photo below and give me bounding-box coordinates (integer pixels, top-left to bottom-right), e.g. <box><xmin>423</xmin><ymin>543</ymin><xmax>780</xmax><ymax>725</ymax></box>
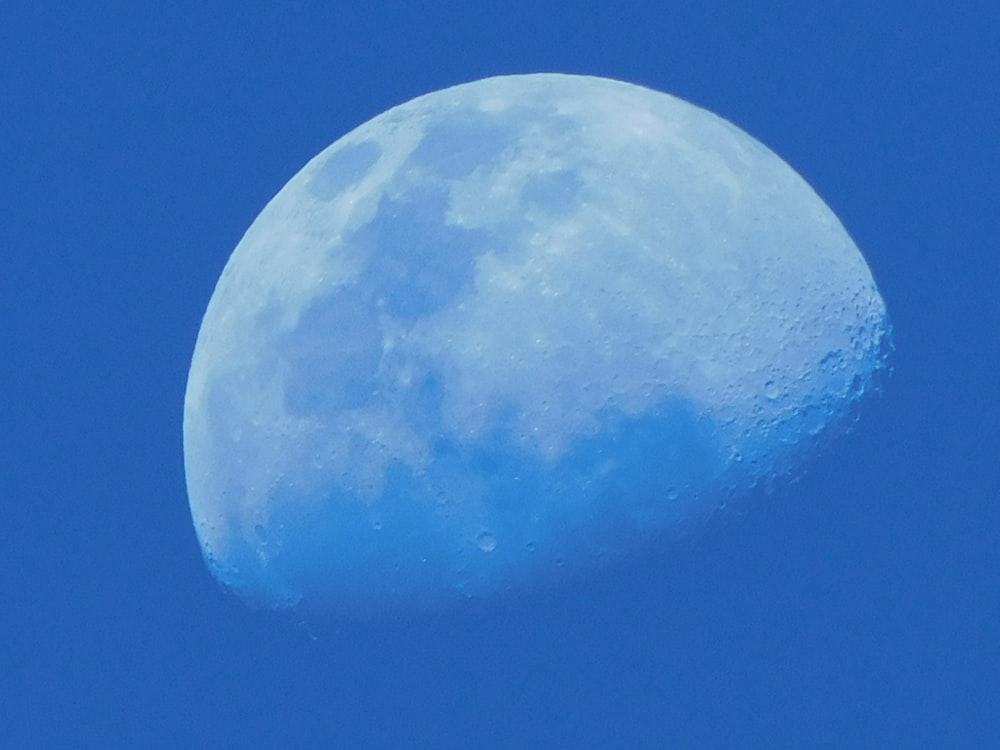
<box><xmin>3</xmin><ymin>2</ymin><xmax>998</xmax><ymax>746</ymax></box>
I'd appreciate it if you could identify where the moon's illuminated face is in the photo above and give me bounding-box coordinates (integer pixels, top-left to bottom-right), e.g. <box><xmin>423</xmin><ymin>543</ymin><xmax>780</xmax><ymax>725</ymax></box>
<box><xmin>183</xmin><ymin>74</ymin><xmax>891</xmax><ymax>618</ymax></box>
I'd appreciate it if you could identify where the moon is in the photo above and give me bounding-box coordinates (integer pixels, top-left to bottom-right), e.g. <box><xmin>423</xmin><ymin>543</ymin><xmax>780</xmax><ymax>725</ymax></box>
<box><xmin>183</xmin><ymin>74</ymin><xmax>891</xmax><ymax>619</ymax></box>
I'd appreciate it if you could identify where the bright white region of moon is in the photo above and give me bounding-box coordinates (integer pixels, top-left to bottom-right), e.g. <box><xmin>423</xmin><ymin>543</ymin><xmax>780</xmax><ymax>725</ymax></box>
<box><xmin>183</xmin><ymin>74</ymin><xmax>891</xmax><ymax>619</ymax></box>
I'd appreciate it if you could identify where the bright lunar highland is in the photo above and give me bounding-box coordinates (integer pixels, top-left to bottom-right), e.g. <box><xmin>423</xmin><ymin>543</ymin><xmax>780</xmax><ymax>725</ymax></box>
<box><xmin>183</xmin><ymin>74</ymin><xmax>891</xmax><ymax>619</ymax></box>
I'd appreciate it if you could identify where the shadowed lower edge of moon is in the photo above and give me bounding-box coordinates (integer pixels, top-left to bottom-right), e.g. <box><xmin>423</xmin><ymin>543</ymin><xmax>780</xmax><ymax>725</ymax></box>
<box><xmin>203</xmin><ymin>387</ymin><xmax>855</xmax><ymax>619</ymax></box>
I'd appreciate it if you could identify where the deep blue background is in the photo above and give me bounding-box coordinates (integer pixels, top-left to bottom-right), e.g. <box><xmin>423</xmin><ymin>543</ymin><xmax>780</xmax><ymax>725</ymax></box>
<box><xmin>3</xmin><ymin>2</ymin><xmax>998</xmax><ymax>746</ymax></box>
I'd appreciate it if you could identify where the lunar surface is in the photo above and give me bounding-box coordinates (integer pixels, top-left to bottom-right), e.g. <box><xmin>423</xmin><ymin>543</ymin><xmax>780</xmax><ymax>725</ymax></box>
<box><xmin>183</xmin><ymin>74</ymin><xmax>891</xmax><ymax>618</ymax></box>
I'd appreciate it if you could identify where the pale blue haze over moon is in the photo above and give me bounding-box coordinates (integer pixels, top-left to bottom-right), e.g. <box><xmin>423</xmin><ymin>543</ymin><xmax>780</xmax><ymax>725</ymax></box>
<box><xmin>183</xmin><ymin>74</ymin><xmax>891</xmax><ymax>619</ymax></box>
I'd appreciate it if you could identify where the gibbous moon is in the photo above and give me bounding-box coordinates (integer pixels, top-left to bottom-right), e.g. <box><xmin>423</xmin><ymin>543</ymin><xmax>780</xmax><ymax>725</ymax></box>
<box><xmin>184</xmin><ymin>74</ymin><xmax>891</xmax><ymax>619</ymax></box>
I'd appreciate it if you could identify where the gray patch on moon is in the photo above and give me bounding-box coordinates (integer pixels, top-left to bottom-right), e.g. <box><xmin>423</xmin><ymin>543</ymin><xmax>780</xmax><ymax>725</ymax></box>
<box><xmin>309</xmin><ymin>140</ymin><xmax>382</xmax><ymax>200</ymax></box>
<box><xmin>349</xmin><ymin>188</ymin><xmax>485</xmax><ymax>320</ymax></box>
<box><xmin>409</xmin><ymin>108</ymin><xmax>522</xmax><ymax>179</ymax></box>
<box><xmin>521</xmin><ymin>169</ymin><xmax>586</xmax><ymax>216</ymax></box>
<box><xmin>277</xmin><ymin>289</ymin><xmax>382</xmax><ymax>414</ymax></box>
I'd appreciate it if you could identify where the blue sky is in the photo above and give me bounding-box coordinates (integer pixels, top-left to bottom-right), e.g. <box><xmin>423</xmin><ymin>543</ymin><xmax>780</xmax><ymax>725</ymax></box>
<box><xmin>3</xmin><ymin>2</ymin><xmax>998</xmax><ymax>747</ymax></box>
